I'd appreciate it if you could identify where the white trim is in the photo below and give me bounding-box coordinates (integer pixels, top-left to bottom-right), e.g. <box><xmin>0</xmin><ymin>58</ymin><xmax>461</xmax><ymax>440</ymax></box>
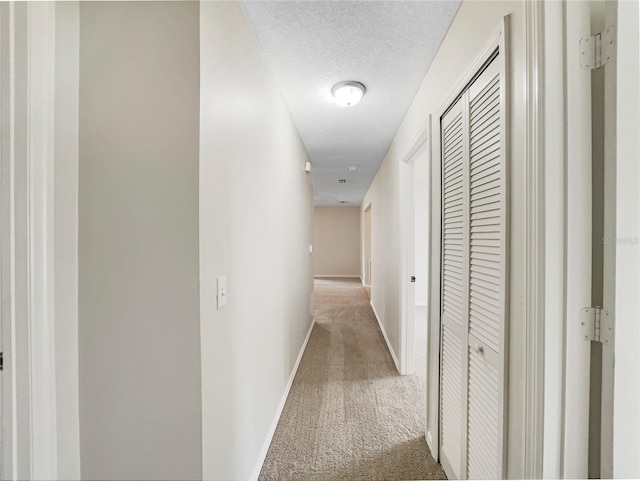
<box><xmin>427</xmin><ymin>84</ymin><xmax>442</xmax><ymax>464</ymax></box>
<box><xmin>429</xmin><ymin>17</ymin><xmax>509</xmax><ymax>479</ymax></box>
<box><xmin>401</xmin><ymin>129</ymin><xmax>429</xmax><ymax>166</ymax></box>
<box><xmin>399</xmin><ymin>127</ymin><xmax>430</xmax><ymax>377</ymax></box>
<box><xmin>613</xmin><ymin>1</ymin><xmax>640</xmax><ymax>476</ymax></box>
<box><xmin>425</xmin><ymin>431</ymin><xmax>434</xmax><ymax>454</ymax></box>
<box><xmin>523</xmin><ymin>1</ymin><xmax>545</xmax><ymax>478</ymax></box>
<box><xmin>250</xmin><ymin>319</ymin><xmax>316</xmax><ymax>481</ymax></box>
<box><xmin>435</xmin><ymin>21</ymin><xmax>504</xmax><ymax>123</ymax></box>
<box><xmin>1</xmin><ymin>4</ymin><xmax>60</xmax><ymax>479</ymax></box>
<box><xmin>370</xmin><ymin>301</ymin><xmax>400</xmax><ymax>374</ymax></box>
<box><xmin>562</xmin><ymin>2</ymin><xmax>594</xmax><ymax>477</ymax></box>
<box><xmin>425</xmin><ymin>113</ymin><xmax>440</xmax><ymax>459</ymax></box>
<box><xmin>313</xmin><ymin>275</ymin><xmax>361</xmax><ymax>279</ymax></box>
<box><xmin>0</xmin><ymin>6</ymin><xmax>28</xmax><ymax>477</ymax></box>
<box><xmin>27</xmin><ymin>3</ymin><xmax>58</xmax><ymax>479</ymax></box>
<box><xmin>542</xmin><ymin>1</ymin><xmax>567</xmax><ymax>478</ymax></box>
<box><xmin>52</xmin><ymin>2</ymin><xmax>80</xmax><ymax>478</ymax></box>
<box><xmin>362</xmin><ymin>203</ymin><xmax>373</xmax><ymax>286</ymax></box>
<box><xmin>599</xmin><ymin>2</ymin><xmax>618</xmax><ymax>477</ymax></box>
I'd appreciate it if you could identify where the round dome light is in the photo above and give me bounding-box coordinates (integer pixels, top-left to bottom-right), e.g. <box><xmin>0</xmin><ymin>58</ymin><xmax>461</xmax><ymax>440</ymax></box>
<box><xmin>332</xmin><ymin>81</ymin><xmax>366</xmax><ymax>107</ymax></box>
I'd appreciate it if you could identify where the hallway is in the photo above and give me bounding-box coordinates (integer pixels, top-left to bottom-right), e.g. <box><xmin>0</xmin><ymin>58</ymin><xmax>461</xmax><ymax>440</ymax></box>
<box><xmin>259</xmin><ymin>278</ymin><xmax>445</xmax><ymax>480</ymax></box>
<box><xmin>3</xmin><ymin>1</ymin><xmax>639</xmax><ymax>479</ymax></box>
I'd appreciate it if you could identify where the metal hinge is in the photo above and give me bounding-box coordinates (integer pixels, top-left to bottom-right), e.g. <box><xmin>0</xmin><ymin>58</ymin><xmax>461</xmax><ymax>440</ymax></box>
<box><xmin>580</xmin><ymin>307</ymin><xmax>613</xmax><ymax>344</ymax></box>
<box><xmin>580</xmin><ymin>26</ymin><xmax>615</xmax><ymax>70</ymax></box>
<box><xmin>0</xmin><ymin>352</ymin><xmax>3</xmax><ymax>371</ymax></box>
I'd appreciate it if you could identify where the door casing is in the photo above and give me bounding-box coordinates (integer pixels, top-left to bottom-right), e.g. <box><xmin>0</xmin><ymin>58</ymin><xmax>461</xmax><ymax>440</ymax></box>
<box><xmin>428</xmin><ymin>17</ymin><xmax>509</xmax><ymax>479</ymax></box>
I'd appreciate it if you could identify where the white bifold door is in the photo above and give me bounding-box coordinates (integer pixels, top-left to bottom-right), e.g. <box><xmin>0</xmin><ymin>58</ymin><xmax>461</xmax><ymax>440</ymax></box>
<box><xmin>439</xmin><ymin>51</ymin><xmax>507</xmax><ymax>480</ymax></box>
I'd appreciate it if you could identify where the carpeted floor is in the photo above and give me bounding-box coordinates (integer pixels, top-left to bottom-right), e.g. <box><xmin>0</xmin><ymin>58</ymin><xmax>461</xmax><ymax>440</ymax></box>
<box><xmin>258</xmin><ymin>277</ymin><xmax>446</xmax><ymax>481</ymax></box>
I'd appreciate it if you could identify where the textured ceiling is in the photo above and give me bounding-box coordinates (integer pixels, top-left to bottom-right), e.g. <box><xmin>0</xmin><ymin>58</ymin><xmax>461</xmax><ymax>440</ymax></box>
<box><xmin>241</xmin><ymin>0</ymin><xmax>461</xmax><ymax>206</ymax></box>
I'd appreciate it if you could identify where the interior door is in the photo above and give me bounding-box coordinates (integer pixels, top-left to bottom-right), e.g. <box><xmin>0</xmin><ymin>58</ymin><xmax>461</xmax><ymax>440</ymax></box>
<box><xmin>439</xmin><ymin>94</ymin><xmax>466</xmax><ymax>479</ymax></box>
<box><xmin>465</xmin><ymin>54</ymin><xmax>506</xmax><ymax>480</ymax></box>
<box><xmin>439</xmin><ymin>50</ymin><xmax>506</xmax><ymax>480</ymax></box>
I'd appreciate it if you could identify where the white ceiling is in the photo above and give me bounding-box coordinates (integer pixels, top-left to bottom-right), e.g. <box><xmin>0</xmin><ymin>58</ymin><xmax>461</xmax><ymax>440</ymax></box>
<box><xmin>241</xmin><ymin>0</ymin><xmax>461</xmax><ymax>207</ymax></box>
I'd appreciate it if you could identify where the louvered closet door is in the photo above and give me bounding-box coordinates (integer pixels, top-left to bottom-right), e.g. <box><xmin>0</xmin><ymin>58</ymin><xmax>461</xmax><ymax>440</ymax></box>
<box><xmin>466</xmin><ymin>55</ymin><xmax>505</xmax><ymax>480</ymax></box>
<box><xmin>439</xmin><ymin>52</ymin><xmax>506</xmax><ymax>480</ymax></box>
<box><xmin>439</xmin><ymin>96</ymin><xmax>468</xmax><ymax>480</ymax></box>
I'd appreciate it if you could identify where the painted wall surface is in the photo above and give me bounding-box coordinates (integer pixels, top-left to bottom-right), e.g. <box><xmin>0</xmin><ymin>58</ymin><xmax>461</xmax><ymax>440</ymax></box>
<box><xmin>313</xmin><ymin>207</ymin><xmax>361</xmax><ymax>277</ymax></box>
<box><xmin>78</xmin><ymin>3</ymin><xmax>202</xmax><ymax>479</ymax></box>
<box><xmin>361</xmin><ymin>1</ymin><xmax>527</xmax><ymax>476</ymax></box>
<box><xmin>199</xmin><ymin>2</ymin><xmax>314</xmax><ymax>480</ymax></box>
<box><xmin>54</xmin><ymin>2</ymin><xmax>80</xmax><ymax>478</ymax></box>
<box><xmin>363</xmin><ymin>150</ymin><xmax>400</xmax><ymax>354</ymax></box>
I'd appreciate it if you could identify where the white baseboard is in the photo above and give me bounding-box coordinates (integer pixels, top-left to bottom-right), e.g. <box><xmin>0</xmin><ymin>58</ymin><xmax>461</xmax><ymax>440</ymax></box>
<box><xmin>369</xmin><ymin>302</ymin><xmax>400</xmax><ymax>374</ymax></box>
<box><xmin>250</xmin><ymin>318</ymin><xmax>316</xmax><ymax>481</ymax></box>
<box><xmin>314</xmin><ymin>274</ymin><xmax>361</xmax><ymax>278</ymax></box>
<box><xmin>426</xmin><ymin>431</ymin><xmax>437</xmax><ymax>460</ymax></box>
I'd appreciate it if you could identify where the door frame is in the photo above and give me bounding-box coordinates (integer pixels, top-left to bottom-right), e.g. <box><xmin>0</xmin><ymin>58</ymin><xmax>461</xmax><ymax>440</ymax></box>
<box><xmin>363</xmin><ymin>203</ymin><xmax>372</xmax><ymax>287</ymax></box>
<box><xmin>540</xmin><ymin>1</ymin><xmax>566</xmax><ymax>478</ymax></box>
<box><xmin>561</xmin><ymin>1</ymin><xmax>597</xmax><ymax>477</ymax></box>
<box><xmin>610</xmin><ymin>0</ymin><xmax>639</xmax><ymax>476</ymax></box>
<box><xmin>399</xmin><ymin>128</ymin><xmax>430</xmax><ymax>376</ymax></box>
<box><xmin>523</xmin><ymin>0</ymin><xmax>546</xmax><ymax>477</ymax></box>
<box><xmin>427</xmin><ymin>17</ymin><xmax>510</xmax><ymax>477</ymax></box>
<box><xmin>1</xmin><ymin>3</ymin><xmax>59</xmax><ymax>479</ymax></box>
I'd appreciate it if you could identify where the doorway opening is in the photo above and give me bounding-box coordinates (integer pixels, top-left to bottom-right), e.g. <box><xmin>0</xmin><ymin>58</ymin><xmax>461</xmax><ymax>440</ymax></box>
<box><xmin>400</xmin><ymin>128</ymin><xmax>430</xmax><ymax>378</ymax></box>
<box><xmin>363</xmin><ymin>203</ymin><xmax>372</xmax><ymax>300</ymax></box>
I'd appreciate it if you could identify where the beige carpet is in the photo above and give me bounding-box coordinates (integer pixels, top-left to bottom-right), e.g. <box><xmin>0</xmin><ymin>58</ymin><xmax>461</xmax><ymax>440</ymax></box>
<box><xmin>259</xmin><ymin>277</ymin><xmax>446</xmax><ymax>481</ymax></box>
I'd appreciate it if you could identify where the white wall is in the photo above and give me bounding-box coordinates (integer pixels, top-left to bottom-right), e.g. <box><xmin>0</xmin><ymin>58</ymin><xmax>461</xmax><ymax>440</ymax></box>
<box><xmin>613</xmin><ymin>1</ymin><xmax>640</xmax><ymax>476</ymax></box>
<box><xmin>363</xmin><ymin>151</ymin><xmax>401</xmax><ymax>355</ymax></box>
<box><xmin>78</xmin><ymin>3</ymin><xmax>202</xmax><ymax>479</ymax></box>
<box><xmin>199</xmin><ymin>2</ymin><xmax>314</xmax><ymax>480</ymax></box>
<box><xmin>361</xmin><ymin>1</ymin><xmax>528</xmax><ymax>476</ymax></box>
<box><xmin>313</xmin><ymin>207</ymin><xmax>361</xmax><ymax>277</ymax></box>
<box><xmin>54</xmin><ymin>2</ymin><xmax>80</xmax><ymax>478</ymax></box>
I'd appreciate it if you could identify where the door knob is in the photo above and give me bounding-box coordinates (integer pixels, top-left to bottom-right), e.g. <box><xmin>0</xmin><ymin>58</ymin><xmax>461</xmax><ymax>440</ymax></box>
<box><xmin>473</xmin><ymin>343</ymin><xmax>484</xmax><ymax>354</ymax></box>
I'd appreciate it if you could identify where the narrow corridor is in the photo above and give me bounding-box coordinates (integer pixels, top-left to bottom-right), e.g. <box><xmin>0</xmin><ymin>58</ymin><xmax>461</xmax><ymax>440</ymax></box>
<box><xmin>259</xmin><ymin>278</ymin><xmax>445</xmax><ymax>480</ymax></box>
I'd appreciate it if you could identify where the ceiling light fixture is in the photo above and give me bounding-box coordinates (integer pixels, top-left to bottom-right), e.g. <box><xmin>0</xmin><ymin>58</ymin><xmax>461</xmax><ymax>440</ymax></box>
<box><xmin>332</xmin><ymin>81</ymin><xmax>366</xmax><ymax>107</ymax></box>
<box><xmin>348</xmin><ymin>166</ymin><xmax>358</xmax><ymax>172</ymax></box>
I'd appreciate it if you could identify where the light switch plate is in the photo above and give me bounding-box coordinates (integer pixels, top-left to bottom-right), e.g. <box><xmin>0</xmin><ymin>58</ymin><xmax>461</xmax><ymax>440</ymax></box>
<box><xmin>217</xmin><ymin>276</ymin><xmax>227</xmax><ymax>309</ymax></box>
<box><xmin>309</xmin><ymin>244</ymin><xmax>314</xmax><ymax>254</ymax></box>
